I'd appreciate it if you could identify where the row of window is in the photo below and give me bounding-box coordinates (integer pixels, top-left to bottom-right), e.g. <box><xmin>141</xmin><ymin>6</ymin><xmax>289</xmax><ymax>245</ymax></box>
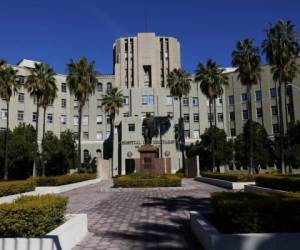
<box><xmin>230</xmin><ymin>123</ymin><xmax>280</xmax><ymax>137</ymax></box>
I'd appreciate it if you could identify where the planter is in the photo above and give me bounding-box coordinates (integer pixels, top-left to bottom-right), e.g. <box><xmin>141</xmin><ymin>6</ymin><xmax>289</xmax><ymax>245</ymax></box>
<box><xmin>0</xmin><ymin>178</ymin><xmax>101</xmax><ymax>204</ymax></box>
<box><xmin>190</xmin><ymin>211</ymin><xmax>300</xmax><ymax>250</ymax></box>
<box><xmin>244</xmin><ymin>184</ymin><xmax>287</xmax><ymax>194</ymax></box>
<box><xmin>194</xmin><ymin>176</ymin><xmax>254</xmax><ymax>190</ymax></box>
<box><xmin>0</xmin><ymin>214</ymin><xmax>88</xmax><ymax>250</ymax></box>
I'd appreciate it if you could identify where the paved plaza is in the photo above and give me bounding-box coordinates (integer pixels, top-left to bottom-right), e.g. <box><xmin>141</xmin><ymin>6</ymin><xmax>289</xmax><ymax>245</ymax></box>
<box><xmin>62</xmin><ymin>179</ymin><xmax>224</xmax><ymax>250</ymax></box>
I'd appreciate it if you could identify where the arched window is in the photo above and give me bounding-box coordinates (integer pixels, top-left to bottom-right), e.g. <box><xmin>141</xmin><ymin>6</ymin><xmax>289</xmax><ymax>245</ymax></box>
<box><xmin>97</xmin><ymin>82</ymin><xmax>103</xmax><ymax>92</ymax></box>
<box><xmin>83</xmin><ymin>149</ymin><xmax>90</xmax><ymax>163</ymax></box>
<box><xmin>107</xmin><ymin>82</ymin><xmax>112</xmax><ymax>90</ymax></box>
<box><xmin>96</xmin><ymin>149</ymin><xmax>102</xmax><ymax>158</ymax></box>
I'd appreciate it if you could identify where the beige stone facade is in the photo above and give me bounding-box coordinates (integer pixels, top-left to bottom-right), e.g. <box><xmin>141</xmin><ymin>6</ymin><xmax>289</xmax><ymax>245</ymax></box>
<box><xmin>1</xmin><ymin>33</ymin><xmax>299</xmax><ymax>175</ymax></box>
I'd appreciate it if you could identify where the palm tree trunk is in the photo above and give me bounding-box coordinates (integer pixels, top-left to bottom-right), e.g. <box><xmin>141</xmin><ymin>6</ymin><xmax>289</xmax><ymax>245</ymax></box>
<box><xmin>41</xmin><ymin>107</ymin><xmax>47</xmax><ymax>176</ymax></box>
<box><xmin>33</xmin><ymin>103</ymin><xmax>40</xmax><ymax>177</ymax></box>
<box><xmin>248</xmin><ymin>87</ymin><xmax>254</xmax><ymax>175</ymax></box>
<box><xmin>77</xmin><ymin>106</ymin><xmax>82</xmax><ymax>168</ymax></box>
<box><xmin>278</xmin><ymin>82</ymin><xmax>285</xmax><ymax>174</ymax></box>
<box><xmin>4</xmin><ymin>101</ymin><xmax>9</xmax><ymax>180</ymax></box>
<box><xmin>284</xmin><ymin>83</ymin><xmax>291</xmax><ymax>173</ymax></box>
<box><xmin>213</xmin><ymin>98</ymin><xmax>217</xmax><ymax>172</ymax></box>
<box><xmin>209</xmin><ymin>99</ymin><xmax>215</xmax><ymax>172</ymax></box>
<box><xmin>110</xmin><ymin>112</ymin><xmax>115</xmax><ymax>177</ymax></box>
<box><xmin>179</xmin><ymin>97</ymin><xmax>186</xmax><ymax>174</ymax></box>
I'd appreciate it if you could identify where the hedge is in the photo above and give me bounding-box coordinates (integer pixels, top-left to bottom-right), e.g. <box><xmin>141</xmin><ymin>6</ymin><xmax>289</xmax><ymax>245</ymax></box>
<box><xmin>0</xmin><ymin>180</ymin><xmax>36</xmax><ymax>197</ymax></box>
<box><xmin>211</xmin><ymin>192</ymin><xmax>300</xmax><ymax>233</ymax></box>
<box><xmin>255</xmin><ymin>175</ymin><xmax>300</xmax><ymax>192</ymax></box>
<box><xmin>31</xmin><ymin>173</ymin><xmax>97</xmax><ymax>186</ymax></box>
<box><xmin>0</xmin><ymin>194</ymin><xmax>68</xmax><ymax>237</ymax></box>
<box><xmin>113</xmin><ymin>173</ymin><xmax>181</xmax><ymax>188</ymax></box>
<box><xmin>201</xmin><ymin>172</ymin><xmax>255</xmax><ymax>182</ymax></box>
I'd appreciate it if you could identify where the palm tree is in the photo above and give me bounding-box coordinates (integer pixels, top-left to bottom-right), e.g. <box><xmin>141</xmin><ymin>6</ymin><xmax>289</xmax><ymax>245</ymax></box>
<box><xmin>102</xmin><ymin>87</ymin><xmax>123</xmax><ymax>175</ymax></box>
<box><xmin>167</xmin><ymin>68</ymin><xmax>191</xmax><ymax>173</ymax></box>
<box><xmin>232</xmin><ymin>39</ymin><xmax>261</xmax><ymax>174</ymax></box>
<box><xmin>195</xmin><ymin>59</ymin><xmax>228</xmax><ymax>171</ymax></box>
<box><xmin>26</xmin><ymin>63</ymin><xmax>55</xmax><ymax>176</ymax></box>
<box><xmin>0</xmin><ymin>61</ymin><xmax>19</xmax><ymax>180</ymax></box>
<box><xmin>67</xmin><ymin>57</ymin><xmax>98</xmax><ymax>167</ymax></box>
<box><xmin>262</xmin><ymin>20</ymin><xmax>300</xmax><ymax>173</ymax></box>
<box><xmin>40</xmin><ymin>67</ymin><xmax>57</xmax><ymax>176</ymax></box>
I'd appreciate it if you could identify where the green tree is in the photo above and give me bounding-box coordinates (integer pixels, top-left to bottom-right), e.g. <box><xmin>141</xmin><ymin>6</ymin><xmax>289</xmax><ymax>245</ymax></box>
<box><xmin>285</xmin><ymin>121</ymin><xmax>300</xmax><ymax>169</ymax></box>
<box><xmin>26</xmin><ymin>63</ymin><xmax>55</xmax><ymax>177</ymax></box>
<box><xmin>235</xmin><ymin>121</ymin><xmax>275</xmax><ymax>171</ymax></box>
<box><xmin>60</xmin><ymin>130</ymin><xmax>77</xmax><ymax>170</ymax></box>
<box><xmin>0</xmin><ymin>61</ymin><xmax>19</xmax><ymax>180</ymax></box>
<box><xmin>262</xmin><ymin>20</ymin><xmax>300</xmax><ymax>173</ymax></box>
<box><xmin>66</xmin><ymin>57</ymin><xmax>98</xmax><ymax>167</ymax></box>
<box><xmin>232</xmin><ymin>39</ymin><xmax>261</xmax><ymax>174</ymax></box>
<box><xmin>195</xmin><ymin>59</ymin><xmax>228</xmax><ymax>171</ymax></box>
<box><xmin>167</xmin><ymin>68</ymin><xmax>191</xmax><ymax>172</ymax></box>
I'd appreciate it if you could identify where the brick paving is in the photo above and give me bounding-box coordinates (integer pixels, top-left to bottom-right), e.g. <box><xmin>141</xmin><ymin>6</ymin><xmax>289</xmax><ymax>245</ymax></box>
<box><xmin>62</xmin><ymin>179</ymin><xmax>224</xmax><ymax>250</ymax></box>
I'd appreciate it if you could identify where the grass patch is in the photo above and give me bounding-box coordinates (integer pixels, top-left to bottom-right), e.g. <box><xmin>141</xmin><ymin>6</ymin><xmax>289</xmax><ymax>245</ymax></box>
<box><xmin>0</xmin><ymin>180</ymin><xmax>36</xmax><ymax>197</ymax></box>
<box><xmin>30</xmin><ymin>173</ymin><xmax>97</xmax><ymax>186</ymax></box>
<box><xmin>113</xmin><ymin>173</ymin><xmax>181</xmax><ymax>188</ymax></box>
<box><xmin>201</xmin><ymin>172</ymin><xmax>255</xmax><ymax>182</ymax></box>
<box><xmin>211</xmin><ymin>192</ymin><xmax>300</xmax><ymax>233</ymax></box>
<box><xmin>0</xmin><ymin>194</ymin><xmax>68</xmax><ymax>237</ymax></box>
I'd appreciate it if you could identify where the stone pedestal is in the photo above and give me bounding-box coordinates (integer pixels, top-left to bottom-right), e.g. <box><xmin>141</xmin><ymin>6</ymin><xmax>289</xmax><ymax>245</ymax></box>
<box><xmin>96</xmin><ymin>158</ymin><xmax>112</xmax><ymax>179</ymax></box>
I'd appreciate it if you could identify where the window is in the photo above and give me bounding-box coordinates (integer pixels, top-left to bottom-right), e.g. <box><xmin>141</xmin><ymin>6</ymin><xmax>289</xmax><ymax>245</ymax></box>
<box><xmin>217</xmin><ymin>113</ymin><xmax>223</xmax><ymax>122</ymax></box>
<box><xmin>184</xmin><ymin>130</ymin><xmax>190</xmax><ymax>139</ymax></box>
<box><xmin>141</xmin><ymin>95</ymin><xmax>154</xmax><ymax>105</ymax></box>
<box><xmin>193</xmin><ymin>113</ymin><xmax>199</xmax><ymax>122</ymax></box>
<box><xmin>272</xmin><ymin>106</ymin><xmax>278</xmax><ymax>116</ymax></box>
<box><xmin>241</xmin><ymin>93</ymin><xmax>248</xmax><ymax>102</ymax></box>
<box><xmin>288</xmin><ymin>103</ymin><xmax>294</xmax><ymax>115</ymax></box>
<box><xmin>18</xmin><ymin>93</ymin><xmax>24</xmax><ymax>103</ymax></box>
<box><xmin>83</xmin><ymin>115</ymin><xmax>89</xmax><ymax>125</ymax></box>
<box><xmin>97</xmin><ymin>99</ymin><xmax>102</xmax><ymax>108</ymax></box>
<box><xmin>128</xmin><ymin>124</ymin><xmax>135</xmax><ymax>132</ymax></box>
<box><xmin>255</xmin><ymin>90</ymin><xmax>262</xmax><ymax>101</ymax></box>
<box><xmin>123</xmin><ymin>113</ymin><xmax>129</xmax><ymax>117</ymax></box>
<box><xmin>256</xmin><ymin>108</ymin><xmax>263</xmax><ymax>118</ymax></box>
<box><xmin>96</xmin><ymin>131</ymin><xmax>103</xmax><ymax>140</ymax></box>
<box><xmin>230</xmin><ymin>112</ymin><xmax>235</xmax><ymax>121</ymax></box>
<box><xmin>231</xmin><ymin>128</ymin><xmax>236</xmax><ymax>137</ymax></box>
<box><xmin>165</xmin><ymin>96</ymin><xmax>173</xmax><ymax>106</ymax></box>
<box><xmin>216</xmin><ymin>97</ymin><xmax>222</xmax><ymax>106</ymax></box>
<box><xmin>286</xmin><ymin>85</ymin><xmax>293</xmax><ymax>96</ymax></box>
<box><xmin>106</xmin><ymin>131</ymin><xmax>110</xmax><ymax>139</ymax></box>
<box><xmin>74</xmin><ymin>100</ymin><xmax>78</xmax><ymax>108</ymax></box>
<box><xmin>61</xmin><ymin>83</ymin><xmax>67</xmax><ymax>93</ymax></box>
<box><xmin>17</xmin><ymin>76</ymin><xmax>25</xmax><ymax>84</ymax></box>
<box><xmin>1</xmin><ymin>109</ymin><xmax>7</xmax><ymax>120</ymax></box>
<box><xmin>32</xmin><ymin>112</ymin><xmax>37</xmax><ymax>122</ymax></box>
<box><xmin>83</xmin><ymin>149</ymin><xmax>90</xmax><ymax>162</ymax></box>
<box><xmin>17</xmin><ymin>111</ymin><xmax>24</xmax><ymax>121</ymax></box>
<box><xmin>48</xmin><ymin>100</ymin><xmax>53</xmax><ymax>106</ymax></box>
<box><xmin>193</xmin><ymin>130</ymin><xmax>200</xmax><ymax>139</ymax></box>
<box><xmin>242</xmin><ymin>110</ymin><xmax>249</xmax><ymax>120</ymax></box>
<box><xmin>228</xmin><ymin>95</ymin><xmax>234</xmax><ymax>105</ymax></box>
<box><xmin>61</xmin><ymin>115</ymin><xmax>67</xmax><ymax>125</ymax></box>
<box><xmin>167</xmin><ymin>112</ymin><xmax>173</xmax><ymax>118</ymax></box>
<box><xmin>47</xmin><ymin>114</ymin><xmax>53</xmax><ymax>124</ymax></box>
<box><xmin>107</xmin><ymin>82</ymin><xmax>112</xmax><ymax>90</ymax></box>
<box><xmin>182</xmin><ymin>97</ymin><xmax>189</xmax><ymax>106</ymax></box>
<box><xmin>61</xmin><ymin>99</ymin><xmax>66</xmax><ymax>108</ymax></box>
<box><xmin>83</xmin><ymin>132</ymin><xmax>89</xmax><ymax>140</ymax></box>
<box><xmin>123</xmin><ymin>96</ymin><xmax>129</xmax><ymax>105</ymax></box>
<box><xmin>73</xmin><ymin>116</ymin><xmax>79</xmax><ymax>126</ymax></box>
<box><xmin>96</xmin><ymin>115</ymin><xmax>102</xmax><ymax>124</ymax></box>
<box><xmin>270</xmin><ymin>88</ymin><xmax>277</xmax><ymax>98</ymax></box>
<box><xmin>73</xmin><ymin>132</ymin><xmax>79</xmax><ymax>140</ymax></box>
<box><xmin>97</xmin><ymin>83</ymin><xmax>103</xmax><ymax>92</ymax></box>
<box><xmin>208</xmin><ymin>113</ymin><xmax>214</xmax><ymax>122</ymax></box>
<box><xmin>183</xmin><ymin>114</ymin><xmax>189</xmax><ymax>122</ymax></box>
<box><xmin>106</xmin><ymin>114</ymin><xmax>110</xmax><ymax>124</ymax></box>
<box><xmin>273</xmin><ymin>124</ymin><xmax>279</xmax><ymax>134</ymax></box>
<box><xmin>192</xmin><ymin>97</ymin><xmax>198</xmax><ymax>106</ymax></box>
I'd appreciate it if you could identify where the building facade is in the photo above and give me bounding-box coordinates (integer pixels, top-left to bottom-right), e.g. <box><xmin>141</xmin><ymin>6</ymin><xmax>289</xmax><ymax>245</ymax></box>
<box><xmin>1</xmin><ymin>33</ymin><xmax>300</xmax><ymax>175</ymax></box>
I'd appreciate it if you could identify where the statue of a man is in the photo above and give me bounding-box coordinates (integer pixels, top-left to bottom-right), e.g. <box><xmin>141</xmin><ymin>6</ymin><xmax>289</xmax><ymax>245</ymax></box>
<box><xmin>142</xmin><ymin>113</ymin><xmax>155</xmax><ymax>144</ymax></box>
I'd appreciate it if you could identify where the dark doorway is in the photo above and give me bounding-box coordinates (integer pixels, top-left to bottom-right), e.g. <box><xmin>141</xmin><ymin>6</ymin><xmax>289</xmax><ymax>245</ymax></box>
<box><xmin>125</xmin><ymin>159</ymin><xmax>135</xmax><ymax>175</ymax></box>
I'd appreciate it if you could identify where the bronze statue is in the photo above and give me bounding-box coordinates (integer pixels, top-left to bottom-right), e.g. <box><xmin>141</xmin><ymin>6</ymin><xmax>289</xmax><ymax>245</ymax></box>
<box><xmin>142</xmin><ymin>113</ymin><xmax>156</xmax><ymax>144</ymax></box>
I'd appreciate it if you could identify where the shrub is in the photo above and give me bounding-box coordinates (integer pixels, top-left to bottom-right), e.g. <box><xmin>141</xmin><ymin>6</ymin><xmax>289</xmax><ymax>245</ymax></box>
<box><xmin>0</xmin><ymin>180</ymin><xmax>36</xmax><ymax>197</ymax></box>
<box><xmin>113</xmin><ymin>173</ymin><xmax>181</xmax><ymax>188</ymax></box>
<box><xmin>0</xmin><ymin>194</ymin><xmax>68</xmax><ymax>237</ymax></box>
<box><xmin>211</xmin><ymin>192</ymin><xmax>300</xmax><ymax>233</ymax></box>
<box><xmin>255</xmin><ymin>175</ymin><xmax>300</xmax><ymax>192</ymax></box>
<box><xmin>31</xmin><ymin>173</ymin><xmax>97</xmax><ymax>186</ymax></box>
<box><xmin>201</xmin><ymin>172</ymin><xmax>255</xmax><ymax>182</ymax></box>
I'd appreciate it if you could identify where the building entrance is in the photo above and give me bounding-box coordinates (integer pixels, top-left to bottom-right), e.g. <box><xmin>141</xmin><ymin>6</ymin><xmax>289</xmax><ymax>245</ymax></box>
<box><xmin>125</xmin><ymin>159</ymin><xmax>135</xmax><ymax>174</ymax></box>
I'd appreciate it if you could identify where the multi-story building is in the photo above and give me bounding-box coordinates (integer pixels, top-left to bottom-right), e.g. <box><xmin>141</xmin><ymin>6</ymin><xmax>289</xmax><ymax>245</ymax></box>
<box><xmin>1</xmin><ymin>32</ymin><xmax>299</xmax><ymax>175</ymax></box>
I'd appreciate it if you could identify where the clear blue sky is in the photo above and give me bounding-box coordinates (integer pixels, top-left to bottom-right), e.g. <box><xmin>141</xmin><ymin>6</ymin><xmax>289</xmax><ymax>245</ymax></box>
<box><xmin>1</xmin><ymin>0</ymin><xmax>300</xmax><ymax>74</ymax></box>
